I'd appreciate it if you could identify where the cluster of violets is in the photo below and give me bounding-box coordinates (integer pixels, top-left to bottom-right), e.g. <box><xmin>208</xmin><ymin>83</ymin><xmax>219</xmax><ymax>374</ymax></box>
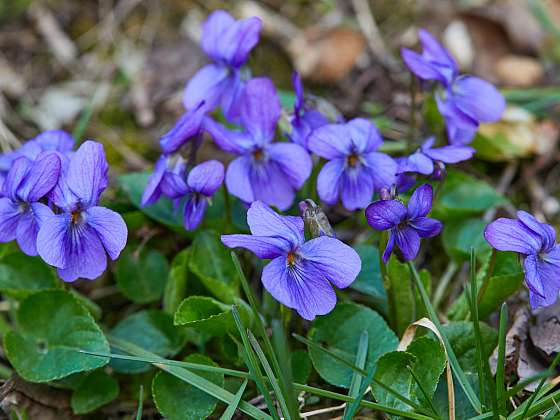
<box><xmin>0</xmin><ymin>10</ymin><xmax>554</xmax><ymax>315</ymax></box>
<box><xmin>0</xmin><ymin>131</ymin><xmax>127</xmax><ymax>282</ymax></box>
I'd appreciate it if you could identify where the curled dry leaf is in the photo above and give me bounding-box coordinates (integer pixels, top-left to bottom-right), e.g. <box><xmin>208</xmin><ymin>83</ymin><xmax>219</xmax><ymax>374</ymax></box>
<box><xmin>495</xmin><ymin>54</ymin><xmax>544</xmax><ymax>87</ymax></box>
<box><xmin>289</xmin><ymin>27</ymin><xmax>365</xmax><ymax>83</ymax></box>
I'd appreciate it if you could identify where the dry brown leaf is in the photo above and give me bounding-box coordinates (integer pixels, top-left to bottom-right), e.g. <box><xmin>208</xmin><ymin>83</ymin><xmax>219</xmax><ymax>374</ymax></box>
<box><xmin>495</xmin><ymin>54</ymin><xmax>544</xmax><ymax>87</ymax></box>
<box><xmin>289</xmin><ymin>27</ymin><xmax>365</xmax><ymax>83</ymax></box>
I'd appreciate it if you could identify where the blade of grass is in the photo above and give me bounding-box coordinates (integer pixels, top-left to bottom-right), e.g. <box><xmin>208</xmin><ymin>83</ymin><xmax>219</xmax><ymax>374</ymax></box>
<box><xmin>107</xmin><ymin>335</ymin><xmax>272</xmax><ymax>420</ymax></box>
<box><xmin>496</xmin><ymin>303</ymin><xmax>508</xmax><ymax>415</ymax></box>
<box><xmin>342</xmin><ymin>331</ymin><xmax>369</xmax><ymax>420</ymax></box>
<box><xmin>506</xmin><ymin>371</ymin><xmax>555</xmax><ymax>399</ymax></box>
<box><xmin>231</xmin><ymin>306</ymin><xmax>280</xmax><ymax>420</ymax></box>
<box><xmin>80</xmin><ymin>344</ymin><xmax>431</xmax><ymax>420</ymax></box>
<box><xmin>512</xmin><ymin>351</ymin><xmax>560</xmax><ymax>420</ymax></box>
<box><xmin>344</xmin><ymin>362</ymin><xmax>377</xmax><ymax>419</ymax></box>
<box><xmin>292</xmin><ymin>333</ymin><xmax>430</xmax><ymax>414</ymax></box>
<box><xmin>407</xmin><ymin>261</ymin><xmax>482</xmax><ymax>413</ymax></box>
<box><xmin>248</xmin><ymin>329</ymin><xmax>294</xmax><ymax>420</ymax></box>
<box><xmin>512</xmin><ymin>387</ymin><xmax>560</xmax><ymax>419</ymax></box>
<box><xmin>231</xmin><ymin>254</ymin><xmax>286</xmax><ymax>386</ymax></box>
<box><xmin>135</xmin><ymin>385</ymin><xmax>143</xmax><ymax>420</ymax></box>
<box><xmin>220</xmin><ymin>379</ymin><xmax>248</xmax><ymax>420</ymax></box>
<box><xmin>271</xmin><ymin>320</ymin><xmax>300</xmax><ymax>419</ymax></box>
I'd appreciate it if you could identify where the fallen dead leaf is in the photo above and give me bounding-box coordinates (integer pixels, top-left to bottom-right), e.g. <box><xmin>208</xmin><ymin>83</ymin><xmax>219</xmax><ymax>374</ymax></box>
<box><xmin>495</xmin><ymin>54</ymin><xmax>544</xmax><ymax>87</ymax></box>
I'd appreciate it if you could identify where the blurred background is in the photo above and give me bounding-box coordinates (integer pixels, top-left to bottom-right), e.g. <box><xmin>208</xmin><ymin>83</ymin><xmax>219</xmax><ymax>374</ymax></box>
<box><xmin>0</xmin><ymin>0</ymin><xmax>559</xmax><ymax>215</ymax></box>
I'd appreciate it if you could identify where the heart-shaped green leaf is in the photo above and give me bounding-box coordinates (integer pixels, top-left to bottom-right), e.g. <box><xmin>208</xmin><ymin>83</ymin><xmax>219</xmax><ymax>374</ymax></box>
<box><xmin>4</xmin><ymin>290</ymin><xmax>109</xmax><ymax>382</ymax></box>
<box><xmin>0</xmin><ymin>253</ymin><xmax>59</xmax><ymax>298</ymax></box>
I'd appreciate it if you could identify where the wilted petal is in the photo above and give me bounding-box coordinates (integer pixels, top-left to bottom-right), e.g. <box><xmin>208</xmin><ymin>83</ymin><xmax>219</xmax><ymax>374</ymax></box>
<box><xmin>246</xmin><ymin>200</ymin><xmax>304</xmax><ymax>245</ymax></box>
<box><xmin>57</xmin><ymin>223</ymin><xmax>107</xmax><ymax>282</ymax></box>
<box><xmin>300</xmin><ymin>236</ymin><xmax>361</xmax><ymax>288</ymax></box>
<box><xmin>159</xmin><ymin>104</ymin><xmax>205</xmax><ymax>154</ymax></box>
<box><xmin>347</xmin><ymin>118</ymin><xmax>383</xmax><ymax>153</ymax></box>
<box><xmin>365</xmin><ymin>199</ymin><xmax>407</xmax><ymax>230</ymax></box>
<box><xmin>262</xmin><ymin>256</ymin><xmax>337</xmax><ymax>320</ymax></box>
<box><xmin>203</xmin><ymin>117</ymin><xmax>254</xmax><ymax>154</ymax></box>
<box><xmin>411</xmin><ymin>216</ymin><xmax>442</xmax><ymax>238</ymax></box>
<box><xmin>67</xmin><ymin>141</ymin><xmax>108</xmax><ymax>207</ymax></box>
<box><xmin>267</xmin><ymin>143</ymin><xmax>312</xmax><ymax>189</ymax></box>
<box><xmin>221</xmin><ymin>233</ymin><xmax>289</xmax><ymax>258</ymax></box>
<box><xmin>307</xmin><ymin>124</ymin><xmax>352</xmax><ymax>159</ymax></box>
<box><xmin>17</xmin><ymin>152</ymin><xmax>61</xmax><ymax>202</ymax></box>
<box><xmin>86</xmin><ymin>206</ymin><xmax>128</xmax><ymax>260</ymax></box>
<box><xmin>187</xmin><ymin>160</ymin><xmax>224</xmax><ymax>196</ymax></box>
<box><xmin>453</xmin><ymin>76</ymin><xmax>506</xmax><ymax>123</ymax></box>
<box><xmin>407</xmin><ymin>184</ymin><xmax>433</xmax><ymax>219</ymax></box>
<box><xmin>484</xmin><ymin>218</ymin><xmax>543</xmax><ymax>254</ymax></box>
<box><xmin>317</xmin><ymin>159</ymin><xmax>344</xmax><ymax>205</ymax></box>
<box><xmin>183</xmin><ymin>196</ymin><xmax>207</xmax><ymax>231</ymax></box>
<box><xmin>363</xmin><ymin>152</ymin><xmax>397</xmax><ymax>190</ymax></box>
<box><xmin>0</xmin><ymin>198</ymin><xmax>20</xmax><ymax>242</ymax></box>
<box><xmin>517</xmin><ymin>210</ymin><xmax>556</xmax><ymax>252</ymax></box>
<box><xmin>240</xmin><ymin>78</ymin><xmax>280</xmax><ymax>145</ymax></box>
<box><xmin>225</xmin><ymin>155</ymin><xmax>254</xmax><ymax>204</ymax></box>
<box><xmin>183</xmin><ymin>64</ymin><xmax>230</xmax><ymax>111</ymax></box>
<box><xmin>395</xmin><ymin>226</ymin><xmax>421</xmax><ymax>261</ymax></box>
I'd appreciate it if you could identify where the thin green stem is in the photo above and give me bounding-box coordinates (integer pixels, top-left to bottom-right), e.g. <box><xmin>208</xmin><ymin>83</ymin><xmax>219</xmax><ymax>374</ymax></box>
<box><xmin>223</xmin><ymin>187</ymin><xmax>233</xmax><ymax>233</ymax></box>
<box><xmin>496</xmin><ymin>303</ymin><xmax>508</xmax><ymax>415</ymax></box>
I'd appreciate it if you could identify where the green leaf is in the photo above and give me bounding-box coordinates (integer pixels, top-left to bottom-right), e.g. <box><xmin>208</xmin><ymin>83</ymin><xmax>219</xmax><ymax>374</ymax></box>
<box><xmin>189</xmin><ymin>230</ymin><xmax>240</xmax><ymax>303</ymax></box>
<box><xmin>291</xmin><ymin>350</ymin><xmax>312</xmax><ymax>385</ymax></box>
<box><xmin>118</xmin><ymin>172</ymin><xmax>183</xmax><ymax>228</ymax></box>
<box><xmin>110</xmin><ymin>310</ymin><xmax>186</xmax><ymax>374</ymax></box>
<box><xmin>4</xmin><ymin>290</ymin><xmax>109</xmax><ymax>382</ymax></box>
<box><xmin>350</xmin><ymin>245</ymin><xmax>387</xmax><ymax>312</ymax></box>
<box><xmin>448</xmin><ymin>252</ymin><xmax>524</xmax><ymax>320</ymax></box>
<box><xmin>71</xmin><ymin>369</ymin><xmax>119</xmax><ymax>414</ymax></box>
<box><xmin>163</xmin><ymin>249</ymin><xmax>191</xmax><ymax>315</ymax></box>
<box><xmin>115</xmin><ymin>248</ymin><xmax>169</xmax><ymax>304</ymax></box>
<box><xmin>173</xmin><ymin>296</ymin><xmax>253</xmax><ymax>336</ymax></box>
<box><xmin>386</xmin><ymin>257</ymin><xmax>432</xmax><ymax>336</ymax></box>
<box><xmin>308</xmin><ymin>302</ymin><xmax>398</xmax><ymax>388</ymax></box>
<box><xmin>0</xmin><ymin>253</ymin><xmax>59</xmax><ymax>298</ymax></box>
<box><xmin>152</xmin><ymin>353</ymin><xmax>224</xmax><ymax>420</ymax></box>
<box><xmin>372</xmin><ymin>337</ymin><xmax>445</xmax><ymax>415</ymax></box>
<box><xmin>434</xmin><ymin>171</ymin><xmax>506</xmax><ymax>219</ymax></box>
<box><xmin>433</xmin><ymin>372</ymin><xmax>479</xmax><ymax>419</ymax></box>
<box><xmin>442</xmin><ymin>218</ymin><xmax>491</xmax><ymax>262</ymax></box>
<box><xmin>442</xmin><ymin>321</ymin><xmax>497</xmax><ymax>373</ymax></box>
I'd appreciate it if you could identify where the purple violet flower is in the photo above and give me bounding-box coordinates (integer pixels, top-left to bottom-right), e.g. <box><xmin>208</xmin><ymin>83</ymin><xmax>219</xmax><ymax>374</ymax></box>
<box><xmin>141</xmin><ymin>154</ymin><xmax>187</xmax><ymax>207</ymax></box>
<box><xmin>184</xmin><ymin>10</ymin><xmax>262</xmax><ymax>121</ymax></box>
<box><xmin>161</xmin><ymin>160</ymin><xmax>225</xmax><ymax>231</ymax></box>
<box><xmin>307</xmin><ymin>118</ymin><xmax>397</xmax><ymax>211</ymax></box>
<box><xmin>221</xmin><ymin>201</ymin><xmax>361</xmax><ymax>320</ymax></box>
<box><xmin>397</xmin><ymin>137</ymin><xmax>475</xmax><ymax>176</ymax></box>
<box><xmin>402</xmin><ymin>29</ymin><xmax>505</xmax><ymax>145</ymax></box>
<box><xmin>20</xmin><ymin>130</ymin><xmax>75</xmax><ymax>160</ymax></box>
<box><xmin>205</xmin><ymin>77</ymin><xmax>312</xmax><ymax>210</ymax></box>
<box><xmin>0</xmin><ymin>153</ymin><xmax>61</xmax><ymax>256</ymax></box>
<box><xmin>365</xmin><ymin>184</ymin><xmax>442</xmax><ymax>263</ymax></box>
<box><xmin>36</xmin><ymin>141</ymin><xmax>128</xmax><ymax>282</ymax></box>
<box><xmin>289</xmin><ymin>72</ymin><xmax>329</xmax><ymax>149</ymax></box>
<box><xmin>159</xmin><ymin>102</ymin><xmax>206</xmax><ymax>154</ymax></box>
<box><xmin>484</xmin><ymin>211</ymin><xmax>560</xmax><ymax>308</ymax></box>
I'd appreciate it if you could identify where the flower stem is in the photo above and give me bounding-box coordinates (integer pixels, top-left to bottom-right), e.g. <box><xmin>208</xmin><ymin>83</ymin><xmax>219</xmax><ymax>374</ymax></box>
<box><xmin>222</xmin><ymin>186</ymin><xmax>233</xmax><ymax>233</ymax></box>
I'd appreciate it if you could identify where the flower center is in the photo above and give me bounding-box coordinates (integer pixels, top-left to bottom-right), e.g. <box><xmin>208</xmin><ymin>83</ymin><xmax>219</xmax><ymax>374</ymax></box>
<box><xmin>253</xmin><ymin>147</ymin><xmax>264</xmax><ymax>161</ymax></box>
<box><xmin>347</xmin><ymin>153</ymin><xmax>360</xmax><ymax>167</ymax></box>
<box><xmin>287</xmin><ymin>251</ymin><xmax>297</xmax><ymax>267</ymax></box>
<box><xmin>71</xmin><ymin>211</ymin><xmax>82</xmax><ymax>224</ymax></box>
